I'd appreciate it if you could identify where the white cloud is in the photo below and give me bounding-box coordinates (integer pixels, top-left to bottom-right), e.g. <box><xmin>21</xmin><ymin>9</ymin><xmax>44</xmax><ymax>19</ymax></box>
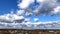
<box><xmin>0</xmin><ymin>12</ymin><xmax>60</xmax><ymax>29</ymax></box>
<box><xmin>37</xmin><ymin>0</ymin><xmax>57</xmax><ymax>3</ymax></box>
<box><xmin>0</xmin><ymin>0</ymin><xmax>60</xmax><ymax>29</ymax></box>
<box><xmin>17</xmin><ymin>0</ymin><xmax>59</xmax><ymax>16</ymax></box>
<box><xmin>33</xmin><ymin>6</ymin><xmax>41</xmax><ymax>15</ymax></box>
<box><xmin>33</xmin><ymin>0</ymin><xmax>58</xmax><ymax>16</ymax></box>
<box><xmin>18</xmin><ymin>0</ymin><xmax>34</xmax><ymax>9</ymax></box>
<box><xmin>51</xmin><ymin>6</ymin><xmax>60</xmax><ymax>15</ymax></box>
<box><xmin>24</xmin><ymin>18</ymin><xmax>30</xmax><ymax>22</ymax></box>
<box><xmin>17</xmin><ymin>10</ymin><xmax>25</xmax><ymax>15</ymax></box>
<box><xmin>34</xmin><ymin>18</ymin><xmax>39</xmax><ymax>22</ymax></box>
<box><xmin>14</xmin><ymin>15</ymin><xmax>24</xmax><ymax>20</ymax></box>
<box><xmin>37</xmin><ymin>0</ymin><xmax>45</xmax><ymax>3</ymax></box>
<box><xmin>25</xmin><ymin>11</ymin><xmax>32</xmax><ymax>16</ymax></box>
<box><xmin>0</xmin><ymin>12</ymin><xmax>25</xmax><ymax>23</ymax></box>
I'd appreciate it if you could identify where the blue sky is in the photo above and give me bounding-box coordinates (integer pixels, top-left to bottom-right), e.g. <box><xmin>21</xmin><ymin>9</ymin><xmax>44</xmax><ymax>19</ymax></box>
<box><xmin>0</xmin><ymin>0</ymin><xmax>60</xmax><ymax>22</ymax></box>
<box><xmin>0</xmin><ymin>0</ymin><xmax>18</xmax><ymax>15</ymax></box>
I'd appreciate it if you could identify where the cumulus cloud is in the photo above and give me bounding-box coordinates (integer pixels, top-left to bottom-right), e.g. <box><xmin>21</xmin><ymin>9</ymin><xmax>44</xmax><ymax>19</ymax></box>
<box><xmin>17</xmin><ymin>10</ymin><xmax>25</xmax><ymax>15</ymax></box>
<box><xmin>18</xmin><ymin>0</ymin><xmax>34</xmax><ymax>9</ymax></box>
<box><xmin>17</xmin><ymin>0</ymin><xmax>60</xmax><ymax>16</ymax></box>
<box><xmin>0</xmin><ymin>12</ymin><xmax>24</xmax><ymax>23</ymax></box>
<box><xmin>0</xmin><ymin>0</ymin><xmax>60</xmax><ymax>29</ymax></box>
<box><xmin>37</xmin><ymin>0</ymin><xmax>45</xmax><ymax>3</ymax></box>
<box><xmin>24</xmin><ymin>18</ymin><xmax>30</xmax><ymax>22</ymax></box>
<box><xmin>17</xmin><ymin>0</ymin><xmax>34</xmax><ymax>16</ymax></box>
<box><xmin>51</xmin><ymin>6</ymin><xmax>60</xmax><ymax>15</ymax></box>
<box><xmin>0</xmin><ymin>12</ymin><xmax>60</xmax><ymax>29</ymax></box>
<box><xmin>17</xmin><ymin>0</ymin><xmax>59</xmax><ymax>16</ymax></box>
<box><xmin>33</xmin><ymin>0</ymin><xmax>58</xmax><ymax>16</ymax></box>
<box><xmin>34</xmin><ymin>18</ymin><xmax>39</xmax><ymax>22</ymax></box>
<box><xmin>16</xmin><ymin>0</ymin><xmax>60</xmax><ymax>24</ymax></box>
<box><xmin>25</xmin><ymin>11</ymin><xmax>32</xmax><ymax>16</ymax></box>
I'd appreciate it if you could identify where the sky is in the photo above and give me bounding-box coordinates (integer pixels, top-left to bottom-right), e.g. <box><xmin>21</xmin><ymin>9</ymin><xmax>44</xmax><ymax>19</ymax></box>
<box><xmin>0</xmin><ymin>0</ymin><xmax>18</xmax><ymax>15</ymax></box>
<box><xmin>0</xmin><ymin>0</ymin><xmax>60</xmax><ymax>23</ymax></box>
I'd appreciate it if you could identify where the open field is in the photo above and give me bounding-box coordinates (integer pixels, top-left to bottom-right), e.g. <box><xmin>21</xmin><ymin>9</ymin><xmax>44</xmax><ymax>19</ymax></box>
<box><xmin>0</xmin><ymin>29</ymin><xmax>60</xmax><ymax>34</ymax></box>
